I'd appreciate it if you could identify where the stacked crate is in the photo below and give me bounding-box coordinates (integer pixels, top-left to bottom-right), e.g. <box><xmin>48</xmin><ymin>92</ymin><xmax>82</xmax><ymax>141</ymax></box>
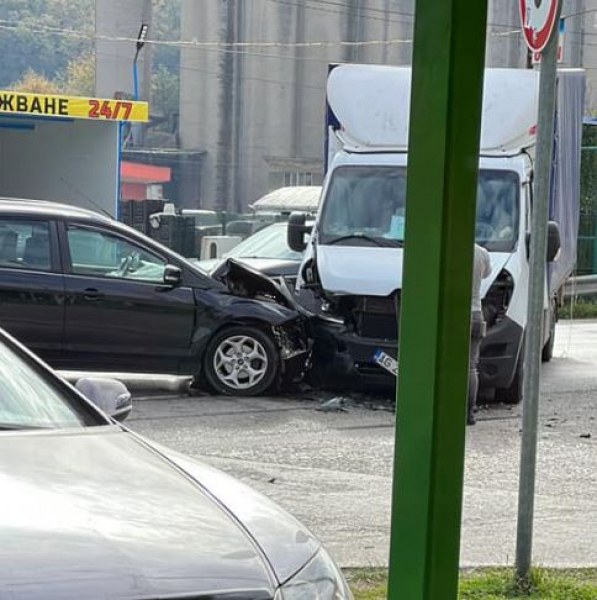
<box><xmin>150</xmin><ymin>215</ymin><xmax>197</xmax><ymax>257</ymax></box>
<box><xmin>119</xmin><ymin>200</ymin><xmax>165</xmax><ymax>235</ymax></box>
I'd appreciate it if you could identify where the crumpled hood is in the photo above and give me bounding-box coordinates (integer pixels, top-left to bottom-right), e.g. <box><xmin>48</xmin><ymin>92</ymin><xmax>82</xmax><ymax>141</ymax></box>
<box><xmin>214</xmin><ymin>258</ymin><xmax>310</xmax><ymax>316</ymax></box>
<box><xmin>0</xmin><ymin>429</ymin><xmax>275</xmax><ymax>599</ymax></box>
<box><xmin>316</xmin><ymin>245</ymin><xmax>511</xmax><ymax>297</ymax></box>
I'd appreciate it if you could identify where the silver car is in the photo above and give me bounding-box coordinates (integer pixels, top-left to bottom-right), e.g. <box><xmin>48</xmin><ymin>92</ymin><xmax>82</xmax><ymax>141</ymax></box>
<box><xmin>0</xmin><ymin>328</ymin><xmax>351</xmax><ymax>599</ymax></box>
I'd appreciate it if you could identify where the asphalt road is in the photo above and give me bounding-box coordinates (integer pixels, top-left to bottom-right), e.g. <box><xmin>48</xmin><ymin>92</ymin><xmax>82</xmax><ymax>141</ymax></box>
<box><xmin>127</xmin><ymin>320</ymin><xmax>596</xmax><ymax>568</ymax></box>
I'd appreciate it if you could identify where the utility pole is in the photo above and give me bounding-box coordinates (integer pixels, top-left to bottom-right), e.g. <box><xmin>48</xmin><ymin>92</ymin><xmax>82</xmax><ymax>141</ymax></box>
<box><xmin>515</xmin><ymin>0</ymin><xmax>563</xmax><ymax>583</ymax></box>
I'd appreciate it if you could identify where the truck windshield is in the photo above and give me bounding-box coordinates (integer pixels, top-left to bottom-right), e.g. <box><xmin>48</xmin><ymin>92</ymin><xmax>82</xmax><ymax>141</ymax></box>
<box><xmin>319</xmin><ymin>166</ymin><xmax>520</xmax><ymax>252</ymax></box>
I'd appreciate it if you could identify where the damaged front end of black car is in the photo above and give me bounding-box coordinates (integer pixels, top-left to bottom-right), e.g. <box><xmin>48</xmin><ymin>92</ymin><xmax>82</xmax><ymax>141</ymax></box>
<box><xmin>199</xmin><ymin>258</ymin><xmax>311</xmax><ymax>396</ymax></box>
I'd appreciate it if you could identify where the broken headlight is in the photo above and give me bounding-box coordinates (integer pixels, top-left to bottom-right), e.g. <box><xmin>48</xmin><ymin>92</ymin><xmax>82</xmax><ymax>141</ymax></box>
<box><xmin>482</xmin><ymin>269</ymin><xmax>514</xmax><ymax>327</ymax></box>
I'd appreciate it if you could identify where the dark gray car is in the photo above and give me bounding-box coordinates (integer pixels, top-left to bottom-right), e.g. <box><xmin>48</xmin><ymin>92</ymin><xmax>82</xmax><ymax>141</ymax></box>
<box><xmin>0</xmin><ymin>328</ymin><xmax>351</xmax><ymax>599</ymax></box>
<box><xmin>0</xmin><ymin>198</ymin><xmax>309</xmax><ymax>396</ymax></box>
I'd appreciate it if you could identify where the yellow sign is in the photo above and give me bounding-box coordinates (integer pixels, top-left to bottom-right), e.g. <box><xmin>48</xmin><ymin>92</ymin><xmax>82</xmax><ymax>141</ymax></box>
<box><xmin>0</xmin><ymin>91</ymin><xmax>148</xmax><ymax>123</ymax></box>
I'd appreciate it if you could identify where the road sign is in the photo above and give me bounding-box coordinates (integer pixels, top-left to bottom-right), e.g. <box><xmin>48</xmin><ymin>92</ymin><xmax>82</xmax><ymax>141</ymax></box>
<box><xmin>532</xmin><ymin>18</ymin><xmax>565</xmax><ymax>63</ymax></box>
<box><xmin>519</xmin><ymin>0</ymin><xmax>559</xmax><ymax>53</ymax></box>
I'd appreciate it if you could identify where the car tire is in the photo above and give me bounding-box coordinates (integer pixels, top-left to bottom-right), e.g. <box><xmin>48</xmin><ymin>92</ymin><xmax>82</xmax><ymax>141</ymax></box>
<box><xmin>541</xmin><ymin>302</ymin><xmax>557</xmax><ymax>363</ymax></box>
<box><xmin>203</xmin><ymin>326</ymin><xmax>280</xmax><ymax>396</ymax></box>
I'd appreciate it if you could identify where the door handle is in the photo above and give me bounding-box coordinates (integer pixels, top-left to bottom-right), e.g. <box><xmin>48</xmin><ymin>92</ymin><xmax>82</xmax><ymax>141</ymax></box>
<box><xmin>82</xmin><ymin>288</ymin><xmax>104</xmax><ymax>301</ymax></box>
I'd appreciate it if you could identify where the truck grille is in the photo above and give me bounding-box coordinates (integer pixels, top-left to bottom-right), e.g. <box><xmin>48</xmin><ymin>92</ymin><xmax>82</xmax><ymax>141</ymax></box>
<box><xmin>354</xmin><ymin>294</ymin><xmax>399</xmax><ymax>340</ymax></box>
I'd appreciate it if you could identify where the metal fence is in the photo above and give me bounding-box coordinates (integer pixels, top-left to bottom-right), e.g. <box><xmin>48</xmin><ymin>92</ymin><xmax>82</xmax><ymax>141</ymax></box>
<box><xmin>576</xmin><ymin>207</ymin><xmax>597</xmax><ymax>275</ymax></box>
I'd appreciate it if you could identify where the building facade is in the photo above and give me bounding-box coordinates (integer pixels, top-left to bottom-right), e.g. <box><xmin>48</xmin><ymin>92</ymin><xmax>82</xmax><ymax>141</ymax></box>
<box><xmin>178</xmin><ymin>0</ymin><xmax>588</xmax><ymax>211</ymax></box>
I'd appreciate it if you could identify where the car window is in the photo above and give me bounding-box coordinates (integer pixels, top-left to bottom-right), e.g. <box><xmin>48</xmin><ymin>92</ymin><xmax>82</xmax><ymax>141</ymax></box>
<box><xmin>0</xmin><ymin>219</ymin><xmax>51</xmax><ymax>271</ymax></box>
<box><xmin>67</xmin><ymin>225</ymin><xmax>167</xmax><ymax>283</ymax></box>
<box><xmin>225</xmin><ymin>223</ymin><xmax>305</xmax><ymax>261</ymax></box>
<box><xmin>0</xmin><ymin>338</ymin><xmax>104</xmax><ymax>429</ymax></box>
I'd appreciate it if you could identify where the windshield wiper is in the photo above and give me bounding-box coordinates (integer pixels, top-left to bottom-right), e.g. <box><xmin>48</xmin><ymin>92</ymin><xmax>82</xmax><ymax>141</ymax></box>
<box><xmin>327</xmin><ymin>234</ymin><xmax>402</xmax><ymax>248</ymax></box>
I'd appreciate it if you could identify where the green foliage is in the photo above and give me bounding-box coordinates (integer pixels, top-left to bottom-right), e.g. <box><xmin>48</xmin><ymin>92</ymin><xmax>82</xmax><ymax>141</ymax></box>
<box><xmin>152</xmin><ymin>0</ymin><xmax>181</xmax><ymax>74</ymax></box>
<box><xmin>0</xmin><ymin>0</ymin><xmax>94</xmax><ymax>88</ymax></box>
<box><xmin>10</xmin><ymin>68</ymin><xmax>62</xmax><ymax>94</ymax></box>
<box><xmin>558</xmin><ymin>297</ymin><xmax>597</xmax><ymax>320</ymax></box>
<box><xmin>152</xmin><ymin>65</ymin><xmax>179</xmax><ymax>119</ymax></box>
<box><xmin>60</xmin><ymin>51</ymin><xmax>95</xmax><ymax>96</ymax></box>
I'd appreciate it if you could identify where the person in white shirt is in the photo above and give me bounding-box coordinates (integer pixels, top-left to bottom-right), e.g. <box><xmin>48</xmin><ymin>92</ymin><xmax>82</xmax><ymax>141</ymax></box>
<box><xmin>469</xmin><ymin>243</ymin><xmax>492</xmax><ymax>425</ymax></box>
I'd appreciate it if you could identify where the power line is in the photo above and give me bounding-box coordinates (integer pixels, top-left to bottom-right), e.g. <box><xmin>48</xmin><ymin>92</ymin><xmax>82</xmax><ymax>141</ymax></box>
<box><xmin>0</xmin><ymin>20</ymin><xmax>412</xmax><ymax>50</ymax></box>
<box><xmin>563</xmin><ymin>7</ymin><xmax>597</xmax><ymax>20</ymax></box>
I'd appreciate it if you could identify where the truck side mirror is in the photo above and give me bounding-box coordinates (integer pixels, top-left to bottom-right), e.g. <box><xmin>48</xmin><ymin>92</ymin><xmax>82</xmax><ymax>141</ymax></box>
<box><xmin>287</xmin><ymin>212</ymin><xmax>310</xmax><ymax>252</ymax></box>
<box><xmin>525</xmin><ymin>222</ymin><xmax>561</xmax><ymax>263</ymax></box>
<box><xmin>546</xmin><ymin>221</ymin><xmax>561</xmax><ymax>262</ymax></box>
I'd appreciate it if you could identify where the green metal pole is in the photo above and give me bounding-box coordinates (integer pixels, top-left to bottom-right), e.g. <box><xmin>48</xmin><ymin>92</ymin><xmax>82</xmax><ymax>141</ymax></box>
<box><xmin>386</xmin><ymin>1</ymin><xmax>488</xmax><ymax>599</ymax></box>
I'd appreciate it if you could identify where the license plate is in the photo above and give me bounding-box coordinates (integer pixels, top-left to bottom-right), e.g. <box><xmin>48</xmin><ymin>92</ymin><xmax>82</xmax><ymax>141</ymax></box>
<box><xmin>374</xmin><ymin>350</ymin><xmax>398</xmax><ymax>377</ymax></box>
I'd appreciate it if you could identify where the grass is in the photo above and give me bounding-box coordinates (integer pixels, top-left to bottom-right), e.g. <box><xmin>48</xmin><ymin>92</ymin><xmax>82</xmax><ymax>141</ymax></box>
<box><xmin>346</xmin><ymin>568</ymin><xmax>597</xmax><ymax>599</ymax></box>
<box><xmin>558</xmin><ymin>297</ymin><xmax>597</xmax><ymax>319</ymax></box>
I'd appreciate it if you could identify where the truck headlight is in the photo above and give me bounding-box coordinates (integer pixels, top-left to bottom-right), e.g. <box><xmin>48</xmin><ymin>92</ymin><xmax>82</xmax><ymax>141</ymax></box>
<box><xmin>482</xmin><ymin>269</ymin><xmax>514</xmax><ymax>327</ymax></box>
<box><xmin>276</xmin><ymin>549</ymin><xmax>352</xmax><ymax>599</ymax></box>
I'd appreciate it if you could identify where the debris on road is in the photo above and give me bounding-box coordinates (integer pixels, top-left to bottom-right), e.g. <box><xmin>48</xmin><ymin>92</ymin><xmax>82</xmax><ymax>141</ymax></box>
<box><xmin>317</xmin><ymin>396</ymin><xmax>350</xmax><ymax>412</ymax></box>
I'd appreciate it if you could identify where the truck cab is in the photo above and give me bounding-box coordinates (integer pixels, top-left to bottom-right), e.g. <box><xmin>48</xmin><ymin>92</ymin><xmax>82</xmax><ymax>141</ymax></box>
<box><xmin>290</xmin><ymin>65</ymin><xmax>584</xmax><ymax>400</ymax></box>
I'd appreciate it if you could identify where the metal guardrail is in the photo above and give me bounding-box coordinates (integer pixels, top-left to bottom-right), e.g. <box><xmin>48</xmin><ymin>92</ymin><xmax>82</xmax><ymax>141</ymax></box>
<box><xmin>563</xmin><ymin>274</ymin><xmax>597</xmax><ymax>298</ymax></box>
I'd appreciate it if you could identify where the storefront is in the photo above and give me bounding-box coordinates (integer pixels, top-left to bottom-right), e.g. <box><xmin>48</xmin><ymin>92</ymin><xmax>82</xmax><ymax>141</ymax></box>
<box><xmin>0</xmin><ymin>90</ymin><xmax>148</xmax><ymax>216</ymax></box>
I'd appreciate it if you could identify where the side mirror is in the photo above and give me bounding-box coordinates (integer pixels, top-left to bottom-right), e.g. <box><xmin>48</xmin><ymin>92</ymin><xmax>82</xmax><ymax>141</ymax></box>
<box><xmin>287</xmin><ymin>212</ymin><xmax>311</xmax><ymax>253</ymax></box>
<box><xmin>164</xmin><ymin>264</ymin><xmax>182</xmax><ymax>286</ymax></box>
<box><xmin>547</xmin><ymin>221</ymin><xmax>561</xmax><ymax>262</ymax></box>
<box><xmin>75</xmin><ymin>378</ymin><xmax>132</xmax><ymax>422</ymax></box>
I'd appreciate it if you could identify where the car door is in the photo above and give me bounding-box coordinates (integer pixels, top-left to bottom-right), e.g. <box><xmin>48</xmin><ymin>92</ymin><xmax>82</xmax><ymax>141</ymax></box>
<box><xmin>0</xmin><ymin>217</ymin><xmax>65</xmax><ymax>361</ymax></box>
<box><xmin>61</xmin><ymin>221</ymin><xmax>196</xmax><ymax>372</ymax></box>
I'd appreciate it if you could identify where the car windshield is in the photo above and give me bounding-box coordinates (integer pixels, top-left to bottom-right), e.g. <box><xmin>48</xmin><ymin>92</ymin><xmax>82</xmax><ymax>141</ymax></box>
<box><xmin>319</xmin><ymin>166</ymin><xmax>520</xmax><ymax>252</ymax></box>
<box><xmin>0</xmin><ymin>338</ymin><xmax>103</xmax><ymax>430</ymax></box>
<box><xmin>224</xmin><ymin>223</ymin><xmax>304</xmax><ymax>261</ymax></box>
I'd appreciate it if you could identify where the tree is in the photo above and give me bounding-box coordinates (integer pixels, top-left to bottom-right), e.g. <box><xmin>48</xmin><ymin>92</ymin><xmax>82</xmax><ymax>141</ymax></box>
<box><xmin>0</xmin><ymin>0</ymin><xmax>94</xmax><ymax>88</ymax></box>
<box><xmin>10</xmin><ymin>69</ymin><xmax>62</xmax><ymax>94</ymax></box>
<box><xmin>152</xmin><ymin>66</ymin><xmax>179</xmax><ymax>120</ymax></box>
<box><xmin>152</xmin><ymin>0</ymin><xmax>181</xmax><ymax>74</ymax></box>
<box><xmin>61</xmin><ymin>52</ymin><xmax>95</xmax><ymax>96</ymax></box>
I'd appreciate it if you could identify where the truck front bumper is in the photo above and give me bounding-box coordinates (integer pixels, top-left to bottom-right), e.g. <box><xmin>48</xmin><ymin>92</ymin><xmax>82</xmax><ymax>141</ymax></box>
<box><xmin>308</xmin><ymin>314</ymin><xmax>524</xmax><ymax>392</ymax></box>
<box><xmin>307</xmin><ymin>317</ymin><xmax>395</xmax><ymax>390</ymax></box>
<box><xmin>479</xmin><ymin>316</ymin><xmax>524</xmax><ymax>390</ymax></box>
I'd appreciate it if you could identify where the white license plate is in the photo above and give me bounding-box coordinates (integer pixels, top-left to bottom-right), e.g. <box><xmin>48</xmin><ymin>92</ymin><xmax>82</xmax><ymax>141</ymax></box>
<box><xmin>373</xmin><ymin>350</ymin><xmax>398</xmax><ymax>377</ymax></box>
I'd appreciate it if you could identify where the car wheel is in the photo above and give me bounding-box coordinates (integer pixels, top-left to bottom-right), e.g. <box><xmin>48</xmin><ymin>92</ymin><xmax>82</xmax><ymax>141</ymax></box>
<box><xmin>541</xmin><ymin>302</ymin><xmax>557</xmax><ymax>363</ymax></box>
<box><xmin>203</xmin><ymin>326</ymin><xmax>280</xmax><ymax>396</ymax></box>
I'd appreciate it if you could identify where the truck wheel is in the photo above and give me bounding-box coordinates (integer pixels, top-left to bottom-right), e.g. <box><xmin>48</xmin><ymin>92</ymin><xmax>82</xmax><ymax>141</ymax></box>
<box><xmin>495</xmin><ymin>355</ymin><xmax>523</xmax><ymax>405</ymax></box>
<box><xmin>203</xmin><ymin>326</ymin><xmax>280</xmax><ymax>396</ymax></box>
<box><xmin>541</xmin><ymin>303</ymin><xmax>557</xmax><ymax>363</ymax></box>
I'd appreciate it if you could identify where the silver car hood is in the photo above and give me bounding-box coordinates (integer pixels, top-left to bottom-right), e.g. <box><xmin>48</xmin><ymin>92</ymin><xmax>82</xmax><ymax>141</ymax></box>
<box><xmin>0</xmin><ymin>428</ymin><xmax>275</xmax><ymax>599</ymax></box>
<box><xmin>153</xmin><ymin>443</ymin><xmax>321</xmax><ymax>584</ymax></box>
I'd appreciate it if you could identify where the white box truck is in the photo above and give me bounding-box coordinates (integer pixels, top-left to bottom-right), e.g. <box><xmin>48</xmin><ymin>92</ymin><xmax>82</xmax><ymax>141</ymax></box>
<box><xmin>288</xmin><ymin>65</ymin><xmax>585</xmax><ymax>401</ymax></box>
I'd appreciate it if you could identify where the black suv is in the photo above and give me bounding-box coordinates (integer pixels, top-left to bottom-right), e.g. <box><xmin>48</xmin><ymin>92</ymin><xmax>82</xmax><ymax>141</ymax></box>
<box><xmin>0</xmin><ymin>198</ymin><xmax>307</xmax><ymax>396</ymax></box>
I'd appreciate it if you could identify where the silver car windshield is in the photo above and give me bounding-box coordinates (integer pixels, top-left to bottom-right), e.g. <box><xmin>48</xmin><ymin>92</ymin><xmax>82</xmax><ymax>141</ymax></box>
<box><xmin>319</xmin><ymin>166</ymin><xmax>519</xmax><ymax>252</ymax></box>
<box><xmin>0</xmin><ymin>341</ymin><xmax>101</xmax><ymax>430</ymax></box>
<box><xmin>225</xmin><ymin>223</ymin><xmax>304</xmax><ymax>260</ymax></box>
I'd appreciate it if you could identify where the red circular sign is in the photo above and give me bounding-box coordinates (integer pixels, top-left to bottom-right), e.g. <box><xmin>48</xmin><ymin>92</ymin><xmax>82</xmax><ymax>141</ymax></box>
<box><xmin>519</xmin><ymin>0</ymin><xmax>559</xmax><ymax>53</ymax></box>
